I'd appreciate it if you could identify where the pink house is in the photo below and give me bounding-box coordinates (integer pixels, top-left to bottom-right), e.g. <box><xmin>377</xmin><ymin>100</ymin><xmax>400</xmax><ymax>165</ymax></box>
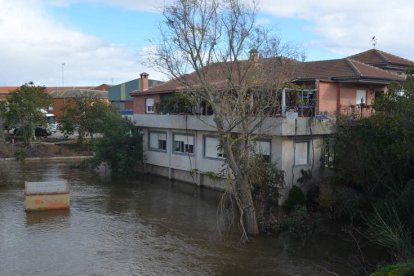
<box><xmin>294</xmin><ymin>55</ymin><xmax>406</xmax><ymax>119</ymax></box>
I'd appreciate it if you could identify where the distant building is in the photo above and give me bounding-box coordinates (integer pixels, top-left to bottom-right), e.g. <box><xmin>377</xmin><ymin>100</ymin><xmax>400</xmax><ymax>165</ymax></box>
<box><xmin>0</xmin><ymin>86</ymin><xmax>17</xmax><ymax>101</ymax></box>
<box><xmin>108</xmin><ymin>73</ymin><xmax>163</xmax><ymax>116</ymax></box>
<box><xmin>48</xmin><ymin>89</ymin><xmax>109</xmax><ymax>120</ymax></box>
<box><xmin>0</xmin><ymin>84</ymin><xmax>111</xmax><ymax>120</ymax></box>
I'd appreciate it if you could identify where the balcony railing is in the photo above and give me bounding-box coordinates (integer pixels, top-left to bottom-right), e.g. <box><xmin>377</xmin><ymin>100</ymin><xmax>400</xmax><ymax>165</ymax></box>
<box><xmin>341</xmin><ymin>104</ymin><xmax>374</xmax><ymax>119</ymax></box>
<box><xmin>156</xmin><ymin>88</ymin><xmax>317</xmax><ymax>118</ymax></box>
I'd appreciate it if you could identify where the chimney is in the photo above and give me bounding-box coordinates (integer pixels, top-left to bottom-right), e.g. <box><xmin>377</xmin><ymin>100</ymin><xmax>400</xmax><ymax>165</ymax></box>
<box><xmin>249</xmin><ymin>48</ymin><xmax>259</xmax><ymax>63</ymax></box>
<box><xmin>140</xmin><ymin>72</ymin><xmax>149</xmax><ymax>91</ymax></box>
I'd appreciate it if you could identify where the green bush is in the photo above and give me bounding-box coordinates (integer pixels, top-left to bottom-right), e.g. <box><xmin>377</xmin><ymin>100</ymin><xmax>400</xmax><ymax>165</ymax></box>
<box><xmin>277</xmin><ymin>206</ymin><xmax>320</xmax><ymax>246</ymax></box>
<box><xmin>91</xmin><ymin>109</ymin><xmax>143</xmax><ymax>176</ymax></box>
<box><xmin>14</xmin><ymin>148</ymin><xmax>28</xmax><ymax>161</ymax></box>
<box><xmin>284</xmin><ymin>185</ymin><xmax>305</xmax><ymax>212</ymax></box>
<box><xmin>250</xmin><ymin>157</ymin><xmax>285</xmax><ymax>206</ymax></box>
<box><xmin>372</xmin><ymin>262</ymin><xmax>414</xmax><ymax>276</ymax></box>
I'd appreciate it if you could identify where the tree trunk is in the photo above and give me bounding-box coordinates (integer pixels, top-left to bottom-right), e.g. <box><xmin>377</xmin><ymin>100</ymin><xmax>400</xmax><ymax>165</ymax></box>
<box><xmin>234</xmin><ymin>171</ymin><xmax>259</xmax><ymax>235</ymax></box>
<box><xmin>0</xmin><ymin>118</ymin><xmax>4</xmax><ymax>142</ymax></box>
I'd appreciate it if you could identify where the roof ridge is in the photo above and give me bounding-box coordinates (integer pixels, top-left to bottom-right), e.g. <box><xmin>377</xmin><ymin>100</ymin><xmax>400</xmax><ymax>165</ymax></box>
<box><xmin>345</xmin><ymin>58</ymin><xmax>362</xmax><ymax>77</ymax></box>
<box><xmin>303</xmin><ymin>58</ymin><xmax>345</xmax><ymax>64</ymax></box>
<box><xmin>349</xmin><ymin>58</ymin><xmax>404</xmax><ymax>78</ymax></box>
<box><xmin>377</xmin><ymin>49</ymin><xmax>414</xmax><ymax>65</ymax></box>
<box><xmin>373</xmin><ymin>49</ymin><xmax>389</xmax><ymax>62</ymax></box>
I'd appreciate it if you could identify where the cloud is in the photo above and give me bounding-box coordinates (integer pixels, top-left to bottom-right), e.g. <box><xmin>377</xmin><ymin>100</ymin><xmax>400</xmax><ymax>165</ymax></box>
<box><xmin>260</xmin><ymin>0</ymin><xmax>414</xmax><ymax>60</ymax></box>
<box><xmin>46</xmin><ymin>0</ymin><xmax>166</xmax><ymax>12</ymax></box>
<box><xmin>0</xmin><ymin>0</ymin><xmax>165</xmax><ymax>86</ymax></box>
<box><xmin>256</xmin><ymin>17</ymin><xmax>272</xmax><ymax>26</ymax></box>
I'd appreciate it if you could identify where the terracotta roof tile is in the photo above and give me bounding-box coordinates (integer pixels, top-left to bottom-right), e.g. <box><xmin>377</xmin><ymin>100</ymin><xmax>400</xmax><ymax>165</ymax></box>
<box><xmin>295</xmin><ymin>58</ymin><xmax>404</xmax><ymax>82</ymax></box>
<box><xmin>349</xmin><ymin>49</ymin><xmax>414</xmax><ymax>67</ymax></box>
<box><xmin>349</xmin><ymin>59</ymin><xmax>404</xmax><ymax>80</ymax></box>
<box><xmin>132</xmin><ymin>58</ymin><xmax>297</xmax><ymax>95</ymax></box>
<box><xmin>0</xmin><ymin>86</ymin><xmax>18</xmax><ymax>94</ymax></box>
<box><xmin>131</xmin><ymin>55</ymin><xmax>406</xmax><ymax>96</ymax></box>
<box><xmin>295</xmin><ymin>59</ymin><xmax>356</xmax><ymax>80</ymax></box>
<box><xmin>49</xmin><ymin>89</ymin><xmax>108</xmax><ymax>99</ymax></box>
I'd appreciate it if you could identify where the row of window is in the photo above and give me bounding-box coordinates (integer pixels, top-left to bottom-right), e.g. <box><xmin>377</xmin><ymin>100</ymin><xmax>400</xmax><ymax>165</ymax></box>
<box><xmin>149</xmin><ymin>132</ymin><xmax>229</xmax><ymax>158</ymax></box>
<box><xmin>148</xmin><ymin>132</ymin><xmax>312</xmax><ymax>166</ymax></box>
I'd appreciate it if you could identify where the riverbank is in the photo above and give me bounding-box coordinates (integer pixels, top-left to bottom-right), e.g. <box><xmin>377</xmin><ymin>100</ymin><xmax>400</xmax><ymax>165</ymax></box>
<box><xmin>0</xmin><ymin>138</ymin><xmax>94</xmax><ymax>160</ymax></box>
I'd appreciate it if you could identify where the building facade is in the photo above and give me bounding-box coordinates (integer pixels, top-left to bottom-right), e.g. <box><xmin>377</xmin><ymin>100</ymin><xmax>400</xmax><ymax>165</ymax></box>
<box><xmin>130</xmin><ymin>49</ymin><xmax>412</xmax><ymax>200</ymax></box>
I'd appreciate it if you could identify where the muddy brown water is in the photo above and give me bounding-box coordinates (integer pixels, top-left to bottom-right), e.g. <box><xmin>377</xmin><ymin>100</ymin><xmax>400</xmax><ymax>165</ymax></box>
<box><xmin>0</xmin><ymin>161</ymin><xmax>359</xmax><ymax>275</ymax></box>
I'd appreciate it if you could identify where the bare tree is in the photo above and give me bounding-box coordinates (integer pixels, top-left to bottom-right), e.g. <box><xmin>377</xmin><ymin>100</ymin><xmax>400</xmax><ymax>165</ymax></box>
<box><xmin>151</xmin><ymin>0</ymin><xmax>300</xmax><ymax>240</ymax></box>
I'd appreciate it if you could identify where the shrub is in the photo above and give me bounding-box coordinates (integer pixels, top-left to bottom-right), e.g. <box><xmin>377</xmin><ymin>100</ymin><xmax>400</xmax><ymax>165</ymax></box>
<box><xmin>250</xmin><ymin>157</ymin><xmax>285</xmax><ymax>206</ymax></box>
<box><xmin>277</xmin><ymin>206</ymin><xmax>320</xmax><ymax>246</ymax></box>
<box><xmin>284</xmin><ymin>185</ymin><xmax>305</xmax><ymax>213</ymax></box>
<box><xmin>14</xmin><ymin>148</ymin><xmax>28</xmax><ymax>161</ymax></box>
<box><xmin>365</xmin><ymin>203</ymin><xmax>413</xmax><ymax>262</ymax></box>
<box><xmin>372</xmin><ymin>262</ymin><xmax>414</xmax><ymax>276</ymax></box>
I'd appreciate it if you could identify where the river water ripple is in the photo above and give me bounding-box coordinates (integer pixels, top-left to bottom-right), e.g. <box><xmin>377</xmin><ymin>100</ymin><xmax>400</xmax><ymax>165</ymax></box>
<box><xmin>0</xmin><ymin>161</ymin><xmax>353</xmax><ymax>275</ymax></box>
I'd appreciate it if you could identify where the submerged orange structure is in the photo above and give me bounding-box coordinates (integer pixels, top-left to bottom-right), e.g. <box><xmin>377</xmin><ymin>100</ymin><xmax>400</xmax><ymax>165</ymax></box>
<box><xmin>25</xmin><ymin>181</ymin><xmax>70</xmax><ymax>211</ymax></box>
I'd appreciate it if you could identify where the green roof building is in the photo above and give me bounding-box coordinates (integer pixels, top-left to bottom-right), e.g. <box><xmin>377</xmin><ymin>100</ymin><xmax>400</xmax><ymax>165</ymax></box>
<box><xmin>108</xmin><ymin>72</ymin><xmax>163</xmax><ymax>115</ymax></box>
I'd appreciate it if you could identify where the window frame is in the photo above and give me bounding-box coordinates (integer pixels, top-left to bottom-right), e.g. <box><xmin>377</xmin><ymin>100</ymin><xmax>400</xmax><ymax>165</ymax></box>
<box><xmin>356</xmin><ymin>89</ymin><xmax>366</xmax><ymax>105</ymax></box>
<box><xmin>146</xmin><ymin>98</ymin><xmax>155</xmax><ymax>114</ymax></box>
<box><xmin>294</xmin><ymin>140</ymin><xmax>310</xmax><ymax>167</ymax></box>
<box><xmin>203</xmin><ymin>135</ymin><xmax>226</xmax><ymax>160</ymax></box>
<box><xmin>148</xmin><ymin>131</ymin><xmax>167</xmax><ymax>152</ymax></box>
<box><xmin>172</xmin><ymin>133</ymin><xmax>195</xmax><ymax>156</ymax></box>
<box><xmin>252</xmin><ymin>139</ymin><xmax>272</xmax><ymax>163</ymax></box>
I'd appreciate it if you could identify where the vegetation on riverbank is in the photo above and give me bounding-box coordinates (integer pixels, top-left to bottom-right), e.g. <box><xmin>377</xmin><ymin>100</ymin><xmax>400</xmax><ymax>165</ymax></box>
<box><xmin>0</xmin><ymin>140</ymin><xmax>93</xmax><ymax>159</ymax></box>
<box><xmin>0</xmin><ymin>85</ymin><xmax>143</xmax><ymax>176</ymax></box>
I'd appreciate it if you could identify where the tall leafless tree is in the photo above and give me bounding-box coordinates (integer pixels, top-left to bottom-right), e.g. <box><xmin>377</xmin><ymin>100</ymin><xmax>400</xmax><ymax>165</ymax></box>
<box><xmin>151</xmin><ymin>0</ymin><xmax>301</xmax><ymax>240</ymax></box>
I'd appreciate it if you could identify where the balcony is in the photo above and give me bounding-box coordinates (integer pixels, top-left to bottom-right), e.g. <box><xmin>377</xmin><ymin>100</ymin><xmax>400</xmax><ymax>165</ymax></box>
<box><xmin>340</xmin><ymin>104</ymin><xmax>374</xmax><ymax>119</ymax></box>
<box><xmin>133</xmin><ymin>114</ymin><xmax>336</xmax><ymax>136</ymax></box>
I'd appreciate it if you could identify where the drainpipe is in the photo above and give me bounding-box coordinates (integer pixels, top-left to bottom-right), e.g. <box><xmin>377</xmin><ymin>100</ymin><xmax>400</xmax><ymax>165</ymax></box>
<box><xmin>315</xmin><ymin>80</ymin><xmax>320</xmax><ymax>115</ymax></box>
<box><xmin>336</xmin><ymin>84</ymin><xmax>341</xmax><ymax>117</ymax></box>
<box><xmin>168</xmin><ymin>129</ymin><xmax>172</xmax><ymax>180</ymax></box>
<box><xmin>281</xmin><ymin>88</ymin><xmax>286</xmax><ymax>117</ymax></box>
<box><xmin>195</xmin><ymin>130</ymin><xmax>200</xmax><ymax>186</ymax></box>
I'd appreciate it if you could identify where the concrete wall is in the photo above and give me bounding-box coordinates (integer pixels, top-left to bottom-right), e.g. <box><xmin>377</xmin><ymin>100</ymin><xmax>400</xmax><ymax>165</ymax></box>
<box><xmin>142</xmin><ymin>126</ymin><xmax>331</xmax><ymax>202</ymax></box>
<box><xmin>279</xmin><ymin>136</ymin><xmax>329</xmax><ymax>200</ymax></box>
<box><xmin>134</xmin><ymin>114</ymin><xmax>336</xmax><ymax>137</ymax></box>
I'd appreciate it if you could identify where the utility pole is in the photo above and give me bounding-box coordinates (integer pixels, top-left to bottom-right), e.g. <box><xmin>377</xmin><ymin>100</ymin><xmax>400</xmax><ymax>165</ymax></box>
<box><xmin>61</xmin><ymin>62</ymin><xmax>65</xmax><ymax>88</ymax></box>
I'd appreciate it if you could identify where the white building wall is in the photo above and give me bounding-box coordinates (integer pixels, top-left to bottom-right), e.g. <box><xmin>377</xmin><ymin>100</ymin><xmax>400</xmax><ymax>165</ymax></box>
<box><xmin>137</xmin><ymin>115</ymin><xmax>335</xmax><ymax>202</ymax></box>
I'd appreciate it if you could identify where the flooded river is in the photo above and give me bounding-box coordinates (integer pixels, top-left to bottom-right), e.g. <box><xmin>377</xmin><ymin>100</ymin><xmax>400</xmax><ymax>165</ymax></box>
<box><xmin>0</xmin><ymin>161</ymin><xmax>357</xmax><ymax>275</ymax></box>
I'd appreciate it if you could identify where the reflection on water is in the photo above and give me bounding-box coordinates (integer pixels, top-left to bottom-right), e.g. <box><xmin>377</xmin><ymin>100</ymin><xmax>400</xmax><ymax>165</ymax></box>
<box><xmin>25</xmin><ymin>209</ymin><xmax>71</xmax><ymax>226</ymax></box>
<box><xmin>0</xmin><ymin>161</ymin><xmax>355</xmax><ymax>275</ymax></box>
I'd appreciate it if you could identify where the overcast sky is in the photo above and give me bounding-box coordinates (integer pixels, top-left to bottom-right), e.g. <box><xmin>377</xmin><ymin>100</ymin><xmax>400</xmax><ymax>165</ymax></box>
<box><xmin>1</xmin><ymin>0</ymin><xmax>413</xmax><ymax>86</ymax></box>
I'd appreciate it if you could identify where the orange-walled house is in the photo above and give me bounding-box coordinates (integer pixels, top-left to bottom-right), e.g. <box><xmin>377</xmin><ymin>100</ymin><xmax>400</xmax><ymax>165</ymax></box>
<box><xmin>0</xmin><ymin>85</ymin><xmax>110</xmax><ymax>121</ymax></box>
<box><xmin>47</xmin><ymin>85</ymin><xmax>110</xmax><ymax>120</ymax></box>
<box><xmin>294</xmin><ymin>56</ymin><xmax>405</xmax><ymax>119</ymax></box>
